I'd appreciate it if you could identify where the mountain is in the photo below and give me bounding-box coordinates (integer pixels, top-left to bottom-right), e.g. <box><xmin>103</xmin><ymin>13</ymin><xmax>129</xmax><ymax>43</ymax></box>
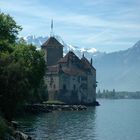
<box><xmin>94</xmin><ymin>40</ymin><xmax>140</xmax><ymax>91</ymax></box>
<box><xmin>24</xmin><ymin>35</ymin><xmax>140</xmax><ymax>91</ymax></box>
<box><xmin>23</xmin><ymin>35</ymin><xmax>101</xmax><ymax>58</ymax></box>
<box><xmin>23</xmin><ymin>35</ymin><xmax>48</xmax><ymax>47</ymax></box>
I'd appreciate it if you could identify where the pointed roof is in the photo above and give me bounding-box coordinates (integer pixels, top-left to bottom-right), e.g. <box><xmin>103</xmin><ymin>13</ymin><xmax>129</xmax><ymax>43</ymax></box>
<box><xmin>58</xmin><ymin>51</ymin><xmax>80</xmax><ymax>63</ymax></box>
<box><xmin>41</xmin><ymin>37</ymin><xmax>63</xmax><ymax>48</ymax></box>
<box><xmin>46</xmin><ymin>51</ymin><xmax>96</xmax><ymax>75</ymax></box>
<box><xmin>81</xmin><ymin>57</ymin><xmax>91</xmax><ymax>69</ymax></box>
<box><xmin>62</xmin><ymin>67</ymin><xmax>86</xmax><ymax>76</ymax></box>
<box><xmin>81</xmin><ymin>56</ymin><xmax>96</xmax><ymax>70</ymax></box>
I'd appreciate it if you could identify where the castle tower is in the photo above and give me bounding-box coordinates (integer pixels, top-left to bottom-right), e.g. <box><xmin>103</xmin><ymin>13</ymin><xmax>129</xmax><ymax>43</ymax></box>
<box><xmin>41</xmin><ymin>37</ymin><xmax>63</xmax><ymax>66</ymax></box>
<box><xmin>41</xmin><ymin>20</ymin><xmax>63</xmax><ymax>66</ymax></box>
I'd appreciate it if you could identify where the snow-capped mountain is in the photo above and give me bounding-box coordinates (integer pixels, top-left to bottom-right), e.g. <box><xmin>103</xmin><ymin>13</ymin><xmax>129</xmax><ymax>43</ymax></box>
<box><xmin>23</xmin><ymin>35</ymin><xmax>48</xmax><ymax>47</ymax></box>
<box><xmin>23</xmin><ymin>35</ymin><xmax>100</xmax><ymax>59</ymax></box>
<box><xmin>24</xmin><ymin>35</ymin><xmax>140</xmax><ymax>91</ymax></box>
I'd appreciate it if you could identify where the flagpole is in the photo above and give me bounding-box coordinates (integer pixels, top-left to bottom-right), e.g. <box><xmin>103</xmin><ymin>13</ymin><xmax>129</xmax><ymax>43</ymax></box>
<box><xmin>50</xmin><ymin>19</ymin><xmax>53</xmax><ymax>37</ymax></box>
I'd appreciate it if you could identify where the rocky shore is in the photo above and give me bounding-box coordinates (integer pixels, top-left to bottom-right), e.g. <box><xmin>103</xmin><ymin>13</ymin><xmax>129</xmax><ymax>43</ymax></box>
<box><xmin>2</xmin><ymin>121</ymin><xmax>34</xmax><ymax>140</ymax></box>
<box><xmin>24</xmin><ymin>100</ymin><xmax>100</xmax><ymax>114</ymax></box>
<box><xmin>25</xmin><ymin>104</ymin><xmax>88</xmax><ymax>114</ymax></box>
<box><xmin>7</xmin><ymin>130</ymin><xmax>33</xmax><ymax>140</ymax></box>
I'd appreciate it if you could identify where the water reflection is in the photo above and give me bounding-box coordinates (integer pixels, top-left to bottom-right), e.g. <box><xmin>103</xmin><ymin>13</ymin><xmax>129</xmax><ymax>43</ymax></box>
<box><xmin>18</xmin><ymin>100</ymin><xmax>140</xmax><ymax>140</ymax></box>
<box><xmin>17</xmin><ymin>114</ymin><xmax>38</xmax><ymax>134</ymax></box>
<box><xmin>18</xmin><ymin>107</ymin><xmax>97</xmax><ymax>140</ymax></box>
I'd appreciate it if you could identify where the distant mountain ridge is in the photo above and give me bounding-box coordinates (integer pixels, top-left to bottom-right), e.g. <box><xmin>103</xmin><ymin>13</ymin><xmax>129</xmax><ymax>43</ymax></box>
<box><xmin>23</xmin><ymin>35</ymin><xmax>101</xmax><ymax>58</ymax></box>
<box><xmin>94</xmin><ymin>40</ymin><xmax>140</xmax><ymax>91</ymax></box>
<box><xmin>24</xmin><ymin>35</ymin><xmax>48</xmax><ymax>47</ymax></box>
<box><xmin>24</xmin><ymin>35</ymin><xmax>140</xmax><ymax>91</ymax></box>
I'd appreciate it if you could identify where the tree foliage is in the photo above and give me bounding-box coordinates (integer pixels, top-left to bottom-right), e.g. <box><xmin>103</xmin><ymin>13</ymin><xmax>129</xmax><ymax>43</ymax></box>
<box><xmin>0</xmin><ymin>12</ymin><xmax>22</xmax><ymax>44</ymax></box>
<box><xmin>0</xmin><ymin>12</ymin><xmax>46</xmax><ymax>120</ymax></box>
<box><xmin>0</xmin><ymin>42</ymin><xmax>46</xmax><ymax>120</ymax></box>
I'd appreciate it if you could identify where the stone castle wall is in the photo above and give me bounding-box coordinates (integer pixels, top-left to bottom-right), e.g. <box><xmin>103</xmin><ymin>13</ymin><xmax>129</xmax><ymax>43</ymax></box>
<box><xmin>46</xmin><ymin>72</ymin><xmax>96</xmax><ymax>104</ymax></box>
<box><xmin>45</xmin><ymin>47</ymin><xmax>63</xmax><ymax>66</ymax></box>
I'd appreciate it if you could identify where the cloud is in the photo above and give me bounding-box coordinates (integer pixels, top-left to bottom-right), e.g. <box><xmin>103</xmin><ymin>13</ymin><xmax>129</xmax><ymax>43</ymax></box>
<box><xmin>0</xmin><ymin>0</ymin><xmax>140</xmax><ymax>52</ymax></box>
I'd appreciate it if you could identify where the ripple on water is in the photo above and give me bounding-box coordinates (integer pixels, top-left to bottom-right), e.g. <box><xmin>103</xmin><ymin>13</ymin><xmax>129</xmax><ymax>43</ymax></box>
<box><xmin>17</xmin><ymin>100</ymin><xmax>140</xmax><ymax>140</ymax></box>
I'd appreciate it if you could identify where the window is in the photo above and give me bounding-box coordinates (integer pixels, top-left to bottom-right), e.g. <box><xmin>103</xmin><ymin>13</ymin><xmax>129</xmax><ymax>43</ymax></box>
<box><xmin>63</xmin><ymin>84</ymin><xmax>66</xmax><ymax>90</ymax></box>
<box><xmin>73</xmin><ymin>84</ymin><xmax>76</xmax><ymax>90</ymax></box>
<box><xmin>81</xmin><ymin>76</ymin><xmax>87</xmax><ymax>81</ymax></box>
<box><xmin>78</xmin><ymin>76</ymin><xmax>80</xmax><ymax>82</ymax></box>
<box><xmin>54</xmin><ymin>84</ymin><xmax>56</xmax><ymax>89</ymax></box>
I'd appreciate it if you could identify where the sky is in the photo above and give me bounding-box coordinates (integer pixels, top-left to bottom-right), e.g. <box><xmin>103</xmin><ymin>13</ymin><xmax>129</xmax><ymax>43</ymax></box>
<box><xmin>0</xmin><ymin>0</ymin><xmax>140</xmax><ymax>52</ymax></box>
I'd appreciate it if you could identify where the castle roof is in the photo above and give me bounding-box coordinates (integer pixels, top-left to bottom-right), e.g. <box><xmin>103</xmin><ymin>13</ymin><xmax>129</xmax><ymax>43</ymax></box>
<box><xmin>46</xmin><ymin>51</ymin><xmax>96</xmax><ymax>76</ymax></box>
<box><xmin>81</xmin><ymin>56</ymin><xmax>96</xmax><ymax>70</ymax></box>
<box><xmin>62</xmin><ymin>67</ymin><xmax>86</xmax><ymax>76</ymax></box>
<box><xmin>58</xmin><ymin>51</ymin><xmax>81</xmax><ymax>63</ymax></box>
<box><xmin>47</xmin><ymin>65</ymin><xmax>58</xmax><ymax>73</ymax></box>
<box><xmin>47</xmin><ymin>64</ymin><xmax>86</xmax><ymax>76</ymax></box>
<box><xmin>41</xmin><ymin>37</ymin><xmax>63</xmax><ymax>48</ymax></box>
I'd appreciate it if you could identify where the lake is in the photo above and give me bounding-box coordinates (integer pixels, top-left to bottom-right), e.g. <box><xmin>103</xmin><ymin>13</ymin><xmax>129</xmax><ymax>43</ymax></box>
<box><xmin>17</xmin><ymin>99</ymin><xmax>140</xmax><ymax>140</ymax></box>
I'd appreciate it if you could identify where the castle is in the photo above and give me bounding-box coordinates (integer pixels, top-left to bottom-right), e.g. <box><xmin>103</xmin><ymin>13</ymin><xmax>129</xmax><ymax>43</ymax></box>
<box><xmin>41</xmin><ymin>36</ymin><xmax>97</xmax><ymax>105</ymax></box>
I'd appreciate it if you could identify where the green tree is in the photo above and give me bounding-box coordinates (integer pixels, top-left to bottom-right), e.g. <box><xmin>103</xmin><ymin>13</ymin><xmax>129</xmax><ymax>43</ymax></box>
<box><xmin>12</xmin><ymin>43</ymin><xmax>46</xmax><ymax>102</ymax></box>
<box><xmin>0</xmin><ymin>12</ymin><xmax>46</xmax><ymax>120</ymax></box>
<box><xmin>0</xmin><ymin>43</ymin><xmax>46</xmax><ymax>120</ymax></box>
<box><xmin>0</xmin><ymin>12</ymin><xmax>22</xmax><ymax>44</ymax></box>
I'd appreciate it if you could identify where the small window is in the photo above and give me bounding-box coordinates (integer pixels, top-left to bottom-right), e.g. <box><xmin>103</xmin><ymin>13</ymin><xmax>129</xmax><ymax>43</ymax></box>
<box><xmin>63</xmin><ymin>84</ymin><xmax>66</xmax><ymax>90</ymax></box>
<box><xmin>78</xmin><ymin>76</ymin><xmax>80</xmax><ymax>82</ymax></box>
<box><xmin>54</xmin><ymin>84</ymin><xmax>56</xmax><ymax>89</ymax></box>
<box><xmin>73</xmin><ymin>84</ymin><xmax>76</xmax><ymax>90</ymax></box>
<box><xmin>51</xmin><ymin>77</ymin><xmax>53</xmax><ymax>82</ymax></box>
<box><xmin>81</xmin><ymin>76</ymin><xmax>87</xmax><ymax>81</ymax></box>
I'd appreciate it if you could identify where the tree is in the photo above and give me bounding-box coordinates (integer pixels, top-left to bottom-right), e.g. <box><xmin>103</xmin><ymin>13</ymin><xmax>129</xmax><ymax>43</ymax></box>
<box><xmin>0</xmin><ymin>12</ymin><xmax>22</xmax><ymax>44</ymax></box>
<box><xmin>0</xmin><ymin>12</ymin><xmax>46</xmax><ymax>120</ymax></box>
<box><xmin>0</xmin><ymin>42</ymin><xmax>46</xmax><ymax>120</ymax></box>
<box><xmin>97</xmin><ymin>89</ymin><xmax>101</xmax><ymax>94</ymax></box>
<box><xmin>12</xmin><ymin>43</ymin><xmax>46</xmax><ymax>102</ymax></box>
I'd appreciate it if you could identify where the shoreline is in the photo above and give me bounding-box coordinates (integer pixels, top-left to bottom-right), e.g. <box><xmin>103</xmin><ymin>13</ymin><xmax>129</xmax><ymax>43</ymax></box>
<box><xmin>4</xmin><ymin>101</ymin><xmax>100</xmax><ymax>140</ymax></box>
<box><xmin>24</xmin><ymin>101</ymin><xmax>100</xmax><ymax>114</ymax></box>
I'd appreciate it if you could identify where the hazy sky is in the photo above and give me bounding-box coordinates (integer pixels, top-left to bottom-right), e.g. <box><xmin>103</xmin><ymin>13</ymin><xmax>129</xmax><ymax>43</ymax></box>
<box><xmin>0</xmin><ymin>0</ymin><xmax>140</xmax><ymax>52</ymax></box>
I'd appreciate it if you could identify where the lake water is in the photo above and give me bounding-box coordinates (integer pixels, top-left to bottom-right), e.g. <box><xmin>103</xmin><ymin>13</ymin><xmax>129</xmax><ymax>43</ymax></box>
<box><xmin>18</xmin><ymin>99</ymin><xmax>140</xmax><ymax>140</ymax></box>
